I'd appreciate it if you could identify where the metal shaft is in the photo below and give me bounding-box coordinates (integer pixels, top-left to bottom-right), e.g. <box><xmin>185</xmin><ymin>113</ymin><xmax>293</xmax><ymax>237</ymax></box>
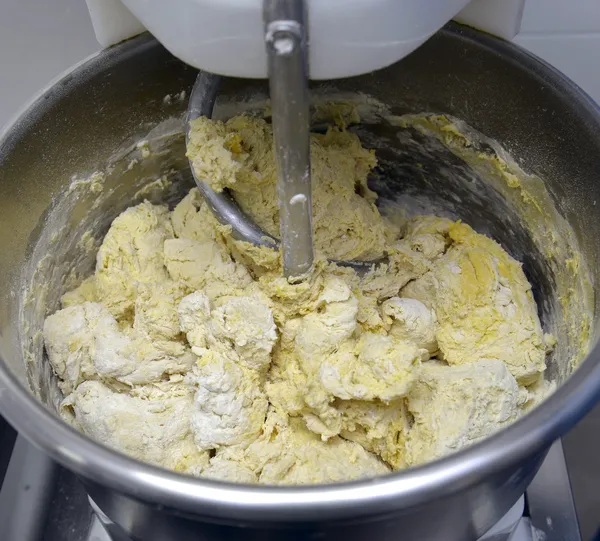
<box><xmin>264</xmin><ymin>0</ymin><xmax>314</xmax><ymax>279</ymax></box>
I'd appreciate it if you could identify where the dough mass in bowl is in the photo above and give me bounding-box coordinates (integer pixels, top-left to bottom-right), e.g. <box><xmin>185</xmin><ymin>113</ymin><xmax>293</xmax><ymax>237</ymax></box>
<box><xmin>43</xmin><ymin>115</ymin><xmax>555</xmax><ymax>485</ymax></box>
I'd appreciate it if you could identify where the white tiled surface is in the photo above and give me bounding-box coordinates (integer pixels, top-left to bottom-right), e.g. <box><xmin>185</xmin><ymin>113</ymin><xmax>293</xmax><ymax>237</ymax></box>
<box><xmin>0</xmin><ymin>0</ymin><xmax>99</xmax><ymax>130</ymax></box>
<box><xmin>520</xmin><ymin>0</ymin><xmax>600</xmax><ymax>33</ymax></box>
<box><xmin>515</xmin><ymin>33</ymin><xmax>600</xmax><ymax>101</ymax></box>
<box><xmin>515</xmin><ymin>0</ymin><xmax>600</xmax><ymax>105</ymax></box>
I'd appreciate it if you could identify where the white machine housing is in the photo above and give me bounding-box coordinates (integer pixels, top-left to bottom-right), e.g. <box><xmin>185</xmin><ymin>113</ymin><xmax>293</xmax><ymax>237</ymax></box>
<box><xmin>85</xmin><ymin>0</ymin><xmax>525</xmax><ymax>79</ymax></box>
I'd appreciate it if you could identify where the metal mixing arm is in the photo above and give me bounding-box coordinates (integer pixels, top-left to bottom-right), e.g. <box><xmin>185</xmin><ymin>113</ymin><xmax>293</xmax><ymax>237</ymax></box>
<box><xmin>264</xmin><ymin>0</ymin><xmax>314</xmax><ymax>279</ymax></box>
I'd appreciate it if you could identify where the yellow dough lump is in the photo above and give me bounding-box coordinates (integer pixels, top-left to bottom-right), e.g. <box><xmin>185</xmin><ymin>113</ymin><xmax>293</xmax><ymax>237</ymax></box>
<box><xmin>42</xmin><ymin>114</ymin><xmax>554</xmax><ymax>485</ymax></box>
<box><xmin>187</xmin><ymin>115</ymin><xmax>389</xmax><ymax>261</ymax></box>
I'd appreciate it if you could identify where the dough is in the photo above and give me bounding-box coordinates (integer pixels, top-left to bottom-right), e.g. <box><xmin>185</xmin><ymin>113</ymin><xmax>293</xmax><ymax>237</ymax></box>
<box><xmin>95</xmin><ymin>201</ymin><xmax>173</xmax><ymax>320</ymax></box>
<box><xmin>205</xmin><ymin>410</ymin><xmax>390</xmax><ymax>485</ymax></box>
<box><xmin>178</xmin><ymin>291</ymin><xmax>276</xmax><ymax>449</ymax></box>
<box><xmin>381</xmin><ymin>297</ymin><xmax>438</xmax><ymax>353</ymax></box>
<box><xmin>406</xmin><ymin>221</ymin><xmax>546</xmax><ymax>384</ymax></box>
<box><xmin>187</xmin><ymin>115</ymin><xmax>389</xmax><ymax>261</ymax></box>
<box><xmin>44</xmin><ymin>301</ymin><xmax>194</xmax><ymax>390</ymax></box>
<box><xmin>63</xmin><ymin>379</ymin><xmax>208</xmax><ymax>474</ymax></box>
<box><xmin>319</xmin><ymin>333</ymin><xmax>426</xmax><ymax>402</ymax></box>
<box><xmin>405</xmin><ymin>359</ymin><xmax>523</xmax><ymax>465</ymax></box>
<box><xmin>43</xmin><ymin>114</ymin><xmax>554</xmax><ymax>485</ymax></box>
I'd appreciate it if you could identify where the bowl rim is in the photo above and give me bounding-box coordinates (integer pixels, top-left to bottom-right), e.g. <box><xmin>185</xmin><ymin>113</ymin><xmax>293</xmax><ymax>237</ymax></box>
<box><xmin>1</xmin><ymin>27</ymin><xmax>600</xmax><ymax>523</ymax></box>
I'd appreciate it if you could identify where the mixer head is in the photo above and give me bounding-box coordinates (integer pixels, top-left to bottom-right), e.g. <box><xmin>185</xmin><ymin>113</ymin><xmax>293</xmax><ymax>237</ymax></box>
<box><xmin>86</xmin><ymin>0</ymin><xmax>525</xmax><ymax>80</ymax></box>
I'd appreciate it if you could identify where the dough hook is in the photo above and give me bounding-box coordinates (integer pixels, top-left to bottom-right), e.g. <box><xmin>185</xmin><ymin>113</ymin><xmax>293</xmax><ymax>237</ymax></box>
<box><xmin>186</xmin><ymin>0</ymin><xmax>384</xmax><ymax>279</ymax></box>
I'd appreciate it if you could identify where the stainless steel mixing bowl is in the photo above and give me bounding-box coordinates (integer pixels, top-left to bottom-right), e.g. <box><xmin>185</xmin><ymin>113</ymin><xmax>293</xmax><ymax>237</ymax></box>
<box><xmin>1</xmin><ymin>24</ymin><xmax>600</xmax><ymax>541</ymax></box>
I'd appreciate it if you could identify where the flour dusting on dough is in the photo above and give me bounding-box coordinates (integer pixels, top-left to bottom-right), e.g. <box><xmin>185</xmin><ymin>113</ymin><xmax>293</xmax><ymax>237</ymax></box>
<box><xmin>42</xmin><ymin>114</ymin><xmax>559</xmax><ymax>485</ymax></box>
